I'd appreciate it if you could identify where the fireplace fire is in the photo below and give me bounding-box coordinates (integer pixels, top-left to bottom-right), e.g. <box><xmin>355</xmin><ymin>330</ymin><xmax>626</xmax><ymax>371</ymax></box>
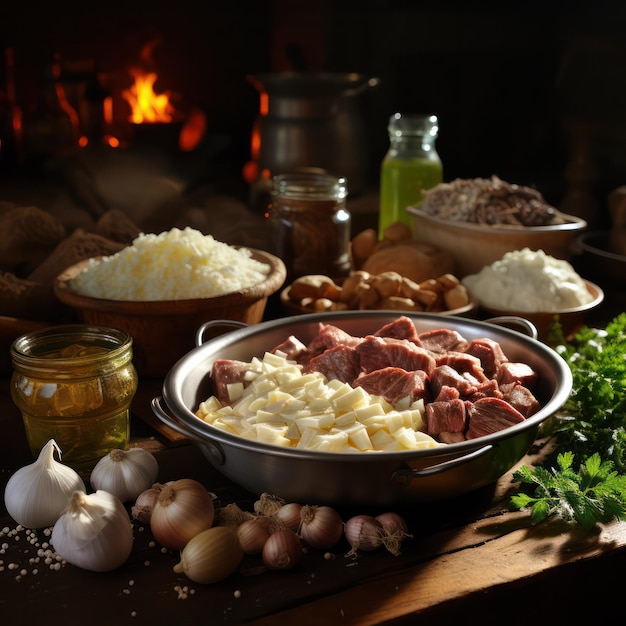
<box><xmin>123</xmin><ymin>70</ymin><xmax>174</xmax><ymax>125</ymax></box>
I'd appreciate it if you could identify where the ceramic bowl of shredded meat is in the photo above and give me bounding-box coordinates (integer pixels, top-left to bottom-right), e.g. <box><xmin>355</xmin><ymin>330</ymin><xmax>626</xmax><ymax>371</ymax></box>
<box><xmin>408</xmin><ymin>176</ymin><xmax>587</xmax><ymax>277</ymax></box>
<box><xmin>152</xmin><ymin>310</ymin><xmax>572</xmax><ymax>506</ymax></box>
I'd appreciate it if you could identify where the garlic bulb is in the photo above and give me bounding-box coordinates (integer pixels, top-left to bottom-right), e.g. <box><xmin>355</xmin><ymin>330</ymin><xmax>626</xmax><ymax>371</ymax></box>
<box><xmin>4</xmin><ymin>439</ymin><xmax>86</xmax><ymax>529</ymax></box>
<box><xmin>51</xmin><ymin>490</ymin><xmax>134</xmax><ymax>572</ymax></box>
<box><xmin>90</xmin><ymin>448</ymin><xmax>159</xmax><ymax>503</ymax></box>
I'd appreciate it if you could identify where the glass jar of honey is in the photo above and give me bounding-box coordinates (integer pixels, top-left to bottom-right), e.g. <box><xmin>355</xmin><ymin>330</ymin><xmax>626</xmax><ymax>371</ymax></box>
<box><xmin>269</xmin><ymin>171</ymin><xmax>351</xmax><ymax>280</ymax></box>
<box><xmin>10</xmin><ymin>325</ymin><xmax>138</xmax><ymax>473</ymax></box>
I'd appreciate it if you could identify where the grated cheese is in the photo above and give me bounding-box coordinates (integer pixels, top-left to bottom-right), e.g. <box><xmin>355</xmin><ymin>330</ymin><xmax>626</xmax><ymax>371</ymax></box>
<box><xmin>69</xmin><ymin>227</ymin><xmax>272</xmax><ymax>301</ymax></box>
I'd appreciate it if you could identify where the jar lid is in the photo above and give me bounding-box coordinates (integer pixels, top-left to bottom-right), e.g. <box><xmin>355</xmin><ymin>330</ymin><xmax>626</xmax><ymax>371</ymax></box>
<box><xmin>388</xmin><ymin>113</ymin><xmax>438</xmax><ymax>138</ymax></box>
<box><xmin>272</xmin><ymin>172</ymin><xmax>348</xmax><ymax>201</ymax></box>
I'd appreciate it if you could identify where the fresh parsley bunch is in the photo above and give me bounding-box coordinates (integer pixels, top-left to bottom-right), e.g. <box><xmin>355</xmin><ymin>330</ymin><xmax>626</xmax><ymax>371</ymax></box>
<box><xmin>511</xmin><ymin>313</ymin><xmax>626</xmax><ymax>528</ymax></box>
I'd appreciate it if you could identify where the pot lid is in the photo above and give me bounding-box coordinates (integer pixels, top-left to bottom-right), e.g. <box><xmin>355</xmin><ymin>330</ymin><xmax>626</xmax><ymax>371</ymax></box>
<box><xmin>248</xmin><ymin>72</ymin><xmax>380</xmax><ymax>99</ymax></box>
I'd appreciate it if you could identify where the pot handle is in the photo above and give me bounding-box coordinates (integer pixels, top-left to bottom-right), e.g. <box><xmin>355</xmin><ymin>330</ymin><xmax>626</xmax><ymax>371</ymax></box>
<box><xmin>151</xmin><ymin>395</ymin><xmax>202</xmax><ymax>440</ymax></box>
<box><xmin>485</xmin><ymin>316</ymin><xmax>538</xmax><ymax>340</ymax></box>
<box><xmin>390</xmin><ymin>444</ymin><xmax>494</xmax><ymax>484</ymax></box>
<box><xmin>195</xmin><ymin>320</ymin><xmax>249</xmax><ymax>347</ymax></box>
<box><xmin>150</xmin><ymin>396</ymin><xmax>227</xmax><ymax>466</ymax></box>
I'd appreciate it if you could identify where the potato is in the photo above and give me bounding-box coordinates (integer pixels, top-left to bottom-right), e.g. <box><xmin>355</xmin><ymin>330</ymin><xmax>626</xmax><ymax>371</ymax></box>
<box><xmin>381</xmin><ymin>221</ymin><xmax>412</xmax><ymax>243</ymax></box>
<box><xmin>350</xmin><ymin>228</ymin><xmax>378</xmax><ymax>265</ymax></box>
<box><xmin>443</xmin><ymin>283</ymin><xmax>470</xmax><ymax>310</ymax></box>
<box><xmin>370</xmin><ymin>271</ymin><xmax>403</xmax><ymax>298</ymax></box>
<box><xmin>363</xmin><ymin>241</ymin><xmax>455</xmax><ymax>284</ymax></box>
<box><xmin>340</xmin><ymin>271</ymin><xmax>370</xmax><ymax>306</ymax></box>
<box><xmin>374</xmin><ymin>296</ymin><xmax>420</xmax><ymax>311</ymax></box>
<box><xmin>289</xmin><ymin>274</ymin><xmax>341</xmax><ymax>301</ymax></box>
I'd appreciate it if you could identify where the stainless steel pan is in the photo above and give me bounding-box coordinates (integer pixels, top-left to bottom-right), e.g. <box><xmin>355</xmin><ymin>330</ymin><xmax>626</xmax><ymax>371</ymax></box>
<box><xmin>152</xmin><ymin>312</ymin><xmax>572</xmax><ymax>506</ymax></box>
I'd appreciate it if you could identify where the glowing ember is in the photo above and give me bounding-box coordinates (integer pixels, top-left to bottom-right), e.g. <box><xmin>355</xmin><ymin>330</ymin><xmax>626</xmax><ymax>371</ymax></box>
<box><xmin>122</xmin><ymin>70</ymin><xmax>174</xmax><ymax>124</ymax></box>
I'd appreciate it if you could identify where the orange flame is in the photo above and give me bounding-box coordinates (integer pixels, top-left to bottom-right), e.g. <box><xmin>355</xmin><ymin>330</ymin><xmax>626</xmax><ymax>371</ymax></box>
<box><xmin>122</xmin><ymin>70</ymin><xmax>174</xmax><ymax>124</ymax></box>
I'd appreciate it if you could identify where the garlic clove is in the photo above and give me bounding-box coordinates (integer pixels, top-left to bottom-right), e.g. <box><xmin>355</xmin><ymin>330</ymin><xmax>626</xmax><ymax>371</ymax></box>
<box><xmin>90</xmin><ymin>447</ymin><xmax>159</xmax><ymax>503</ymax></box>
<box><xmin>3</xmin><ymin>439</ymin><xmax>86</xmax><ymax>529</ymax></box>
<box><xmin>51</xmin><ymin>489</ymin><xmax>134</xmax><ymax>572</ymax></box>
<box><xmin>131</xmin><ymin>486</ymin><xmax>162</xmax><ymax>524</ymax></box>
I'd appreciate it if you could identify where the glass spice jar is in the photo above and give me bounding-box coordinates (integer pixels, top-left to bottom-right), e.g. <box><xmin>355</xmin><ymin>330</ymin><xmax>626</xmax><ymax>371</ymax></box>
<box><xmin>269</xmin><ymin>171</ymin><xmax>351</xmax><ymax>280</ymax></box>
<box><xmin>10</xmin><ymin>325</ymin><xmax>138</xmax><ymax>473</ymax></box>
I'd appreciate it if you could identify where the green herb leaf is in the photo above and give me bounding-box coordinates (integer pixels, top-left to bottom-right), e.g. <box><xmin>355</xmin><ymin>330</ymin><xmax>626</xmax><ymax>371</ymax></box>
<box><xmin>510</xmin><ymin>315</ymin><xmax>626</xmax><ymax>529</ymax></box>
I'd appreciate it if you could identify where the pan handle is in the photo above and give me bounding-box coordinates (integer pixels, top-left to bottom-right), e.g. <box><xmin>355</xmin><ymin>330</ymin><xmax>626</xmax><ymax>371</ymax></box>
<box><xmin>390</xmin><ymin>444</ymin><xmax>494</xmax><ymax>484</ymax></box>
<box><xmin>195</xmin><ymin>320</ymin><xmax>249</xmax><ymax>347</ymax></box>
<box><xmin>485</xmin><ymin>316</ymin><xmax>537</xmax><ymax>340</ymax></box>
<box><xmin>150</xmin><ymin>396</ymin><xmax>226</xmax><ymax>465</ymax></box>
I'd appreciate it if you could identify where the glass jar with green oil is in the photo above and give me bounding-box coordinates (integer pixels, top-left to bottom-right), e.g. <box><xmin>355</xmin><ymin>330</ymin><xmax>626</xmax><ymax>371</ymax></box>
<box><xmin>378</xmin><ymin>113</ymin><xmax>443</xmax><ymax>236</ymax></box>
<box><xmin>10</xmin><ymin>325</ymin><xmax>138</xmax><ymax>473</ymax></box>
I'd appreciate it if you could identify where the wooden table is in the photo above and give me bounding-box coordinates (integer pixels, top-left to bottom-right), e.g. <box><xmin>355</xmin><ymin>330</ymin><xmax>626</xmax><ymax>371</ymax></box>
<box><xmin>2</xmin><ymin>371</ymin><xmax>626</xmax><ymax>626</ymax></box>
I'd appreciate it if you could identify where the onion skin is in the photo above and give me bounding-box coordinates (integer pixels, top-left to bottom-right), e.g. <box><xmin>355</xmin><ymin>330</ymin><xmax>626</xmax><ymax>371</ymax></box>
<box><xmin>150</xmin><ymin>478</ymin><xmax>215</xmax><ymax>549</ymax></box>
<box><xmin>262</xmin><ymin>529</ymin><xmax>303</xmax><ymax>570</ymax></box>
<box><xmin>173</xmin><ymin>526</ymin><xmax>243</xmax><ymax>584</ymax></box>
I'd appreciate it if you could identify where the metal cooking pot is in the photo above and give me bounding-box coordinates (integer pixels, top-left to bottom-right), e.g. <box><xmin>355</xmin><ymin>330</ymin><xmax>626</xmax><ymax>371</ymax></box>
<box><xmin>248</xmin><ymin>72</ymin><xmax>380</xmax><ymax>194</ymax></box>
<box><xmin>152</xmin><ymin>311</ymin><xmax>572</xmax><ymax>506</ymax></box>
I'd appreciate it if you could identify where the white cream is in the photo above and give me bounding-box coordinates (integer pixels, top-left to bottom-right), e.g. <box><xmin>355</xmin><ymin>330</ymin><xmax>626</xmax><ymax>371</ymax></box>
<box><xmin>461</xmin><ymin>248</ymin><xmax>593</xmax><ymax>312</ymax></box>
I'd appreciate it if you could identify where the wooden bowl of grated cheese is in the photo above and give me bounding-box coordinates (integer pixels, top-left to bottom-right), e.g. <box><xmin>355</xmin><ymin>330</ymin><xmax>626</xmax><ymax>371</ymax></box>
<box><xmin>53</xmin><ymin>229</ymin><xmax>287</xmax><ymax>379</ymax></box>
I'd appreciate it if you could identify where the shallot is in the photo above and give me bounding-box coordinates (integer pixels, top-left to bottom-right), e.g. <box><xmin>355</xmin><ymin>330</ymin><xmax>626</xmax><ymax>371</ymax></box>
<box><xmin>375</xmin><ymin>512</ymin><xmax>412</xmax><ymax>556</ymax></box>
<box><xmin>344</xmin><ymin>515</ymin><xmax>384</xmax><ymax>558</ymax></box>
<box><xmin>299</xmin><ymin>505</ymin><xmax>343</xmax><ymax>550</ymax></box>
<box><xmin>275</xmin><ymin>502</ymin><xmax>302</xmax><ymax>531</ymax></box>
<box><xmin>173</xmin><ymin>526</ymin><xmax>243</xmax><ymax>584</ymax></box>
<box><xmin>262</xmin><ymin>528</ymin><xmax>303</xmax><ymax>570</ymax></box>
<box><xmin>236</xmin><ymin>517</ymin><xmax>272</xmax><ymax>555</ymax></box>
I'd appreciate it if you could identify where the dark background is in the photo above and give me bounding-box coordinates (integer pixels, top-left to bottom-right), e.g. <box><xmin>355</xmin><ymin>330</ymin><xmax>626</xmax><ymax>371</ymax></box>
<box><xmin>2</xmin><ymin>0</ymin><xmax>625</xmax><ymax>227</ymax></box>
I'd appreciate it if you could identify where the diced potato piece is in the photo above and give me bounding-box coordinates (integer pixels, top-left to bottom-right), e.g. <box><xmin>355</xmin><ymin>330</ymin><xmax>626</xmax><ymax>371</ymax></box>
<box><xmin>370</xmin><ymin>429</ymin><xmax>399</xmax><ymax>450</ymax></box>
<box><xmin>196</xmin><ymin>396</ymin><xmax>222</xmax><ymax>418</ymax></box>
<box><xmin>252</xmin><ymin>378</ymin><xmax>277</xmax><ymax>396</ymax></box>
<box><xmin>296</xmin><ymin>413</ymin><xmax>336</xmax><ymax>431</ymax></box>
<box><xmin>254</xmin><ymin>410</ymin><xmax>287</xmax><ymax>424</ymax></box>
<box><xmin>308</xmin><ymin>397</ymin><xmax>333</xmax><ymax>412</ymax></box>
<box><xmin>392</xmin><ymin>426</ymin><xmax>421</xmax><ymax>449</ymax></box>
<box><xmin>282</xmin><ymin>373</ymin><xmax>319</xmax><ymax>392</ymax></box>
<box><xmin>297</xmin><ymin>427</ymin><xmax>324</xmax><ymax>449</ymax></box>
<box><xmin>354</xmin><ymin>403</ymin><xmax>387</xmax><ymax>421</ymax></box>
<box><xmin>335</xmin><ymin>410</ymin><xmax>357</xmax><ymax>427</ymax></box>
<box><xmin>332</xmin><ymin>385</ymin><xmax>370</xmax><ymax>411</ymax></box>
<box><xmin>345</xmin><ymin>424</ymin><xmax>373</xmax><ymax>451</ymax></box>
<box><xmin>227</xmin><ymin>382</ymin><xmax>244</xmax><ymax>402</ymax></box>
<box><xmin>255</xmin><ymin>423</ymin><xmax>291</xmax><ymax>447</ymax></box>
<box><xmin>380</xmin><ymin>411</ymin><xmax>406</xmax><ymax>434</ymax></box>
<box><xmin>310</xmin><ymin>430</ymin><xmax>350</xmax><ymax>452</ymax></box>
<box><xmin>263</xmin><ymin>351</ymin><xmax>289</xmax><ymax>368</ymax></box>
